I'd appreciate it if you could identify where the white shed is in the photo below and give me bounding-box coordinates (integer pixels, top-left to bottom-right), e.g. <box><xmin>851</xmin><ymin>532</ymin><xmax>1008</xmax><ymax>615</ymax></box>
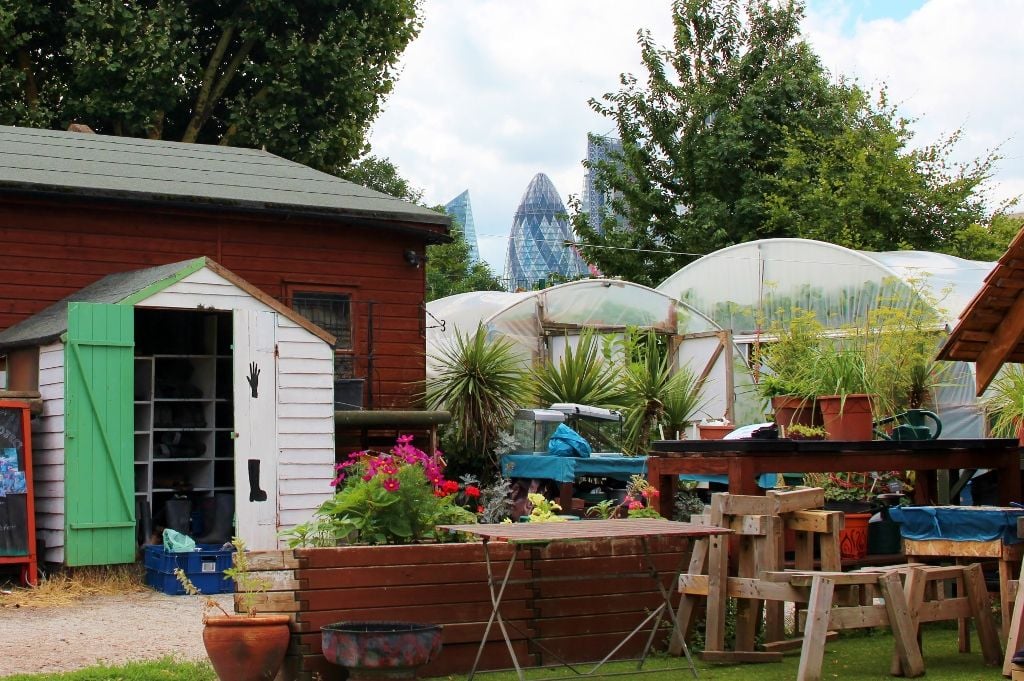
<box><xmin>0</xmin><ymin>257</ymin><xmax>336</xmax><ymax>565</ymax></box>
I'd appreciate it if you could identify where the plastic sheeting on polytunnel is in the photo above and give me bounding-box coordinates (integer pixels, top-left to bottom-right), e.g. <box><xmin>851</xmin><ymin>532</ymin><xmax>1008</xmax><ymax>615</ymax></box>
<box><xmin>426</xmin><ymin>279</ymin><xmax>762</xmax><ymax>426</ymax></box>
<box><xmin>655</xmin><ymin>238</ymin><xmax>997</xmax><ymax>438</ymax></box>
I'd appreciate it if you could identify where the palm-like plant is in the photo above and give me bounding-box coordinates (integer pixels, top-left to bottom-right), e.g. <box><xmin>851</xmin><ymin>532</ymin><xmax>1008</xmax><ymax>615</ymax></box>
<box><xmin>425</xmin><ymin>325</ymin><xmax>534</xmax><ymax>467</ymax></box>
<box><xmin>617</xmin><ymin>330</ymin><xmax>705</xmax><ymax>455</ymax></box>
<box><xmin>532</xmin><ymin>329</ymin><xmax>620</xmax><ymax>408</ymax></box>
<box><xmin>983</xmin><ymin>364</ymin><xmax>1024</xmax><ymax>438</ymax></box>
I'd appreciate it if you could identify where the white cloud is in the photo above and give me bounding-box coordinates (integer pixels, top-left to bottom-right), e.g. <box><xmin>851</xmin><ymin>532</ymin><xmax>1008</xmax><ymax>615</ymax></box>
<box><xmin>370</xmin><ymin>0</ymin><xmax>1024</xmax><ymax>275</ymax></box>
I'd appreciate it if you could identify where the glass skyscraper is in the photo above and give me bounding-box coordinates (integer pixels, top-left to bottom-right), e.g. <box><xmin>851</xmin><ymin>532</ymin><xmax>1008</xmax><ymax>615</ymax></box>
<box><xmin>443</xmin><ymin>189</ymin><xmax>480</xmax><ymax>263</ymax></box>
<box><xmin>504</xmin><ymin>173</ymin><xmax>587</xmax><ymax>291</ymax></box>
<box><xmin>582</xmin><ymin>134</ymin><xmax>630</xmax><ymax>235</ymax></box>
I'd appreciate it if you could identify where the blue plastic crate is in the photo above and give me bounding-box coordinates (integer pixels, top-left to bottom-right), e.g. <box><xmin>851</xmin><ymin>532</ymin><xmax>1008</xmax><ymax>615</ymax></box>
<box><xmin>142</xmin><ymin>544</ymin><xmax>235</xmax><ymax>596</ymax></box>
<box><xmin>145</xmin><ymin>567</ymin><xmax>234</xmax><ymax>596</ymax></box>
<box><xmin>143</xmin><ymin>543</ymin><xmax>235</xmax><ymax>575</ymax></box>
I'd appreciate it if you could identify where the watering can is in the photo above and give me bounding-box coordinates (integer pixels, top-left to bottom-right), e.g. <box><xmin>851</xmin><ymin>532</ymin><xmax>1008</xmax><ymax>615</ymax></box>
<box><xmin>873</xmin><ymin>409</ymin><xmax>942</xmax><ymax>441</ymax></box>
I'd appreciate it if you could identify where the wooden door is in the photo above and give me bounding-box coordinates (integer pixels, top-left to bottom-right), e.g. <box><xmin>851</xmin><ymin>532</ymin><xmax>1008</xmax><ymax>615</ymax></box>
<box><xmin>233</xmin><ymin>309</ymin><xmax>279</xmax><ymax>549</ymax></box>
<box><xmin>64</xmin><ymin>302</ymin><xmax>136</xmax><ymax>565</ymax></box>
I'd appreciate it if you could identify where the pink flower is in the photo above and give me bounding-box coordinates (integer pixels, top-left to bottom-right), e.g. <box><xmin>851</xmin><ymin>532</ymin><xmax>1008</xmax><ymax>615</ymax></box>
<box><xmin>382</xmin><ymin>477</ymin><xmax>400</xmax><ymax>492</ymax></box>
<box><xmin>380</xmin><ymin>461</ymin><xmax>399</xmax><ymax>476</ymax></box>
<box><xmin>477</xmin><ymin>505</ymin><xmax>485</xmax><ymax>514</ymax></box>
<box><xmin>628</xmin><ymin>500</ymin><xmax>643</xmax><ymax>511</ymax></box>
<box><xmin>330</xmin><ymin>475</ymin><xmax>344</xmax><ymax>487</ymax></box>
<box><xmin>397</xmin><ymin>434</ymin><xmax>415</xmax><ymax>445</ymax></box>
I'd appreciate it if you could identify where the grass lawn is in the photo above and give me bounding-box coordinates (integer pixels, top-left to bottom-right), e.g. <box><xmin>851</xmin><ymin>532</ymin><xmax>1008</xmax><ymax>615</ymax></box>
<box><xmin>0</xmin><ymin>627</ymin><xmax>1006</xmax><ymax>681</ymax></box>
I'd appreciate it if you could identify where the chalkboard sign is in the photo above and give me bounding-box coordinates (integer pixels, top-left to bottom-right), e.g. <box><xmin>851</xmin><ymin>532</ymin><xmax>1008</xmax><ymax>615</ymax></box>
<box><xmin>0</xmin><ymin>406</ymin><xmax>29</xmax><ymax>557</ymax></box>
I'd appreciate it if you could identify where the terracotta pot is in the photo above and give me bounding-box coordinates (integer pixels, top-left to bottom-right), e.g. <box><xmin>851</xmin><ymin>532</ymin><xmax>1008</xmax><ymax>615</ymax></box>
<box><xmin>697</xmin><ymin>424</ymin><xmax>734</xmax><ymax>440</ymax></box>
<box><xmin>771</xmin><ymin>395</ymin><xmax>819</xmax><ymax>429</ymax></box>
<box><xmin>838</xmin><ymin>513</ymin><xmax>871</xmax><ymax>560</ymax></box>
<box><xmin>203</xmin><ymin>615</ymin><xmax>291</xmax><ymax>681</ymax></box>
<box><xmin>817</xmin><ymin>394</ymin><xmax>874</xmax><ymax>441</ymax></box>
<box><xmin>321</xmin><ymin>621</ymin><xmax>444</xmax><ymax>681</ymax></box>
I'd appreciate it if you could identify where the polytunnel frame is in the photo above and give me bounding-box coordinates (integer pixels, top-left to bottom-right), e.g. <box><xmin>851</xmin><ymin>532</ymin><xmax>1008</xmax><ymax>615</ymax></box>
<box><xmin>655</xmin><ymin>238</ymin><xmax>997</xmax><ymax>437</ymax></box>
<box><xmin>425</xmin><ymin>279</ymin><xmax>760</xmax><ymax>425</ymax></box>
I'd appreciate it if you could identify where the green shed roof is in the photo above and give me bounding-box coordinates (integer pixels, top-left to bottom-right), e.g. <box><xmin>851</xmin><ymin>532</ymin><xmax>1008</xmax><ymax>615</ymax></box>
<box><xmin>0</xmin><ymin>125</ymin><xmax>449</xmax><ymax>230</ymax></box>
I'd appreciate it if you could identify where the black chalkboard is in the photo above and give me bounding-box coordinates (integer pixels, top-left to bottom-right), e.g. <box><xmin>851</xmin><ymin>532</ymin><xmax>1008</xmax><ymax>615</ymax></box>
<box><xmin>0</xmin><ymin>407</ymin><xmax>28</xmax><ymax>557</ymax></box>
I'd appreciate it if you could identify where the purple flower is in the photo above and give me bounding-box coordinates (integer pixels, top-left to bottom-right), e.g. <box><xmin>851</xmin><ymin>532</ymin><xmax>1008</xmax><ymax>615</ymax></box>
<box><xmin>382</xmin><ymin>477</ymin><xmax>400</xmax><ymax>492</ymax></box>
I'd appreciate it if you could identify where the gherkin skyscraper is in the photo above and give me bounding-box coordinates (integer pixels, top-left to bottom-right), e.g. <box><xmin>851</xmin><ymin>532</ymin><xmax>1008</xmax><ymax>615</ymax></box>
<box><xmin>444</xmin><ymin>189</ymin><xmax>480</xmax><ymax>263</ymax></box>
<box><xmin>504</xmin><ymin>173</ymin><xmax>587</xmax><ymax>291</ymax></box>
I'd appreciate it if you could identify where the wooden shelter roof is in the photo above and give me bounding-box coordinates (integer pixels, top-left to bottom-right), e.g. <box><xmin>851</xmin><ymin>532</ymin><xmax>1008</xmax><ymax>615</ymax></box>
<box><xmin>937</xmin><ymin>226</ymin><xmax>1024</xmax><ymax>395</ymax></box>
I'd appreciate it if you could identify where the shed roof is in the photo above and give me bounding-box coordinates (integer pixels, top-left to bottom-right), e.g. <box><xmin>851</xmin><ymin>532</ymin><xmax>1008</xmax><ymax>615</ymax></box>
<box><xmin>0</xmin><ymin>126</ymin><xmax>449</xmax><ymax>234</ymax></box>
<box><xmin>0</xmin><ymin>257</ymin><xmax>335</xmax><ymax>351</ymax></box>
<box><xmin>937</xmin><ymin>227</ymin><xmax>1024</xmax><ymax>394</ymax></box>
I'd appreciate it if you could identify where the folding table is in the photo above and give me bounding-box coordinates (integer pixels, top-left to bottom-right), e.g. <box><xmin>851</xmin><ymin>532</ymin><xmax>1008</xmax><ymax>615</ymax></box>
<box><xmin>438</xmin><ymin>519</ymin><xmax>730</xmax><ymax>681</ymax></box>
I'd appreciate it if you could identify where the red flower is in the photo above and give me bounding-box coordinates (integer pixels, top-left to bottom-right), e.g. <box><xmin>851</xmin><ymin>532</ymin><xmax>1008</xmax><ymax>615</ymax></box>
<box><xmin>477</xmin><ymin>505</ymin><xmax>485</xmax><ymax>514</ymax></box>
<box><xmin>464</xmin><ymin>485</ymin><xmax>481</xmax><ymax>498</ymax></box>
<box><xmin>382</xmin><ymin>477</ymin><xmax>400</xmax><ymax>492</ymax></box>
<box><xmin>441</xmin><ymin>480</ymin><xmax>460</xmax><ymax>495</ymax></box>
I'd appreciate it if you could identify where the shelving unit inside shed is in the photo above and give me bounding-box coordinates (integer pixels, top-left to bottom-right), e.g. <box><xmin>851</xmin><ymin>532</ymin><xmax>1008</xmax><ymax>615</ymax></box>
<box><xmin>133</xmin><ymin>309</ymin><xmax>234</xmax><ymax>536</ymax></box>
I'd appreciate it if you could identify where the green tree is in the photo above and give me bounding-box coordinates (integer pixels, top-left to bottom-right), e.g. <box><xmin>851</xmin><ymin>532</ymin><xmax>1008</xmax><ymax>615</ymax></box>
<box><xmin>0</xmin><ymin>0</ymin><xmax>421</xmax><ymax>171</ymax></box>
<box><xmin>571</xmin><ymin>0</ymin><xmax>999</xmax><ymax>286</ymax></box>
<box><xmin>340</xmin><ymin>155</ymin><xmax>424</xmax><ymax>203</ymax></box>
<box><xmin>947</xmin><ymin>213</ymin><xmax>1023</xmax><ymax>261</ymax></box>
<box><xmin>427</xmin><ymin>215</ymin><xmax>504</xmax><ymax>302</ymax></box>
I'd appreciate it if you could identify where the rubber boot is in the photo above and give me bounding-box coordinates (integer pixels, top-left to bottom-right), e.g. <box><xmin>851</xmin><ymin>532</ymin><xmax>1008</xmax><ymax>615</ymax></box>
<box><xmin>164</xmin><ymin>498</ymin><xmax>192</xmax><ymax>535</ymax></box>
<box><xmin>197</xmin><ymin>494</ymin><xmax>235</xmax><ymax>545</ymax></box>
<box><xmin>136</xmin><ymin>499</ymin><xmax>153</xmax><ymax>545</ymax></box>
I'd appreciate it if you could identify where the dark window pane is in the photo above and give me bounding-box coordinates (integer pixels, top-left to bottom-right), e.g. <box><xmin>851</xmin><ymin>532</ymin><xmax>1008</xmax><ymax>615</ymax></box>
<box><xmin>292</xmin><ymin>292</ymin><xmax>352</xmax><ymax>349</ymax></box>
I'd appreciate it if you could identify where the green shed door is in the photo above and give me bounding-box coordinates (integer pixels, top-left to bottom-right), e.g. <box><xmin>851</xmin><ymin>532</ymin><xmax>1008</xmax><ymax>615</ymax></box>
<box><xmin>64</xmin><ymin>302</ymin><xmax>136</xmax><ymax>566</ymax></box>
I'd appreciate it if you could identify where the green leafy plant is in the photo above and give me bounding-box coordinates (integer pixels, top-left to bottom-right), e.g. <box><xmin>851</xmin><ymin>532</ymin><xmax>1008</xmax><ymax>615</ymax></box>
<box><xmin>621</xmin><ymin>474</ymin><xmax>663</xmax><ymax>519</ymax></box>
<box><xmin>174</xmin><ymin>536</ymin><xmax>269</xmax><ymax>619</ymax></box>
<box><xmin>532</xmin><ymin>329</ymin><xmax>621</xmax><ymax>408</ymax></box>
<box><xmin>426</xmin><ymin>324</ymin><xmax>534</xmax><ymax>469</ymax></box>
<box><xmin>785</xmin><ymin>423</ymin><xmax>827</xmax><ymax>440</ymax></box>
<box><xmin>751</xmin><ymin>309</ymin><xmax>825</xmax><ymax>403</ymax></box>
<box><xmin>526</xmin><ymin>492</ymin><xmax>569</xmax><ymax>522</ymax></box>
<box><xmin>983</xmin><ymin>364</ymin><xmax>1024</xmax><ymax>437</ymax></box>
<box><xmin>585</xmin><ymin>498</ymin><xmax>619</xmax><ymax>520</ymax></box>
<box><xmin>281</xmin><ymin>436</ymin><xmax>477</xmax><ymax>546</ymax></box>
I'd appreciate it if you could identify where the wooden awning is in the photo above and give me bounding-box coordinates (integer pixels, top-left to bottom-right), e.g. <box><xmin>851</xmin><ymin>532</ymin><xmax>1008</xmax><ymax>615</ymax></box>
<box><xmin>937</xmin><ymin>226</ymin><xmax>1024</xmax><ymax>395</ymax></box>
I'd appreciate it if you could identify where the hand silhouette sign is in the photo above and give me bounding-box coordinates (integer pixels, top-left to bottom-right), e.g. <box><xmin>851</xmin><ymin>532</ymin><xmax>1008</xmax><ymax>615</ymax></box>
<box><xmin>246</xmin><ymin>362</ymin><xmax>260</xmax><ymax>398</ymax></box>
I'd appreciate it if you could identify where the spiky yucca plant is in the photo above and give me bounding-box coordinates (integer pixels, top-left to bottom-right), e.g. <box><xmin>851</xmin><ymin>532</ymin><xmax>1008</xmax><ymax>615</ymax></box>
<box><xmin>984</xmin><ymin>364</ymin><xmax>1024</xmax><ymax>438</ymax></box>
<box><xmin>532</xmin><ymin>329</ymin><xmax>620</xmax><ymax>408</ymax></box>
<box><xmin>426</xmin><ymin>324</ymin><xmax>534</xmax><ymax>467</ymax></box>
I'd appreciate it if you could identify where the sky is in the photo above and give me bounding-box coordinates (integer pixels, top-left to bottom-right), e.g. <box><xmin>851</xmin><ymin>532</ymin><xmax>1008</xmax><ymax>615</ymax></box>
<box><xmin>368</xmin><ymin>0</ymin><xmax>1024</xmax><ymax>275</ymax></box>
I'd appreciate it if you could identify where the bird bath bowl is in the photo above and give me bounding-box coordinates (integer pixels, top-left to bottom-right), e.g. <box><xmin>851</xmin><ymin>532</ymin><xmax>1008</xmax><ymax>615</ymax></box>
<box><xmin>321</xmin><ymin>621</ymin><xmax>443</xmax><ymax>681</ymax></box>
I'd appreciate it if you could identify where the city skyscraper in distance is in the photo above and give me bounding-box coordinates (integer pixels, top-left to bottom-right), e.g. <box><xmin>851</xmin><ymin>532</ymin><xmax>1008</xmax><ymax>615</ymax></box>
<box><xmin>443</xmin><ymin>189</ymin><xmax>480</xmax><ymax>263</ymax></box>
<box><xmin>582</xmin><ymin>134</ymin><xmax>630</xmax><ymax>235</ymax></box>
<box><xmin>504</xmin><ymin>173</ymin><xmax>587</xmax><ymax>291</ymax></box>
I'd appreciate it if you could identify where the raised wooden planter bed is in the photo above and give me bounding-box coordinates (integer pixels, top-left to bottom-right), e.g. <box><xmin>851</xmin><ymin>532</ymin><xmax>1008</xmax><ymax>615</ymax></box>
<box><xmin>243</xmin><ymin>536</ymin><xmax>691</xmax><ymax>681</ymax></box>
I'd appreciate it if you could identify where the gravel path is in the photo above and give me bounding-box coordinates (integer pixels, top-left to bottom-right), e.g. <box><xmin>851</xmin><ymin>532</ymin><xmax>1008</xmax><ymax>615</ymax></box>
<box><xmin>0</xmin><ymin>591</ymin><xmax>234</xmax><ymax>676</ymax></box>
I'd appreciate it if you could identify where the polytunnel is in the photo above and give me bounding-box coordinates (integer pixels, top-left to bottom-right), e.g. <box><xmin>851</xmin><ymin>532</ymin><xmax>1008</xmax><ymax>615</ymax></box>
<box><xmin>655</xmin><ymin>238</ymin><xmax>997</xmax><ymax>436</ymax></box>
<box><xmin>426</xmin><ymin>279</ymin><xmax>762</xmax><ymax>426</ymax></box>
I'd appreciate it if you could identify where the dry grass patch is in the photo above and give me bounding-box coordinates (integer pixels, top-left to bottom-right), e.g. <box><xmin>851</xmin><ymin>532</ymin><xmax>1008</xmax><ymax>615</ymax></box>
<box><xmin>1</xmin><ymin>562</ymin><xmax>146</xmax><ymax>608</ymax></box>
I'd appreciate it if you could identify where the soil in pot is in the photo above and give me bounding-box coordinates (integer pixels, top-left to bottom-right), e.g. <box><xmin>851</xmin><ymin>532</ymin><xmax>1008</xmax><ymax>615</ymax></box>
<box><xmin>203</xmin><ymin>614</ymin><xmax>291</xmax><ymax>681</ymax></box>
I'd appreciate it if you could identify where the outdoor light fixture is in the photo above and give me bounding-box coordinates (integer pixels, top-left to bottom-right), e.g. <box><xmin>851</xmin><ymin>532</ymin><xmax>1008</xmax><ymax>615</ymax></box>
<box><xmin>404</xmin><ymin>249</ymin><xmax>425</xmax><ymax>268</ymax></box>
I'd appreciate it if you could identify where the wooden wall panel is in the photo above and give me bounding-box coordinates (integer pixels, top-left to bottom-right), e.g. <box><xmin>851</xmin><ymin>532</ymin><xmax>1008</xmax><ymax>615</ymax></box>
<box><xmin>0</xmin><ymin>198</ymin><xmax>435</xmax><ymax>409</ymax></box>
<box><xmin>251</xmin><ymin>537</ymin><xmax>694</xmax><ymax>681</ymax></box>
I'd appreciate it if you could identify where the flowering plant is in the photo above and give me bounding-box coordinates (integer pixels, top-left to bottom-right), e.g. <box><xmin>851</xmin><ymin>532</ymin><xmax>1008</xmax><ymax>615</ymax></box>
<box><xmin>622</xmin><ymin>474</ymin><xmax>662</xmax><ymax>519</ymax></box>
<box><xmin>282</xmin><ymin>436</ymin><xmax>478</xmax><ymax>546</ymax></box>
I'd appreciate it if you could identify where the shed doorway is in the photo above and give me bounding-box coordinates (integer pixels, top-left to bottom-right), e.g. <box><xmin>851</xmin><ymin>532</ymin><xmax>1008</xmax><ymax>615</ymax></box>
<box><xmin>133</xmin><ymin>309</ymin><xmax>234</xmax><ymax>546</ymax></box>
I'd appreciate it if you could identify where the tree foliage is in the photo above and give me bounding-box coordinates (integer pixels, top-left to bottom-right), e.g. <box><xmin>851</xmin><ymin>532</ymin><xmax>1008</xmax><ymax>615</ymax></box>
<box><xmin>0</xmin><ymin>0</ymin><xmax>421</xmax><ymax>171</ymax></box>
<box><xmin>427</xmin><ymin>210</ymin><xmax>504</xmax><ymax>302</ymax></box>
<box><xmin>571</xmin><ymin>0</ymin><xmax>1000</xmax><ymax>286</ymax></box>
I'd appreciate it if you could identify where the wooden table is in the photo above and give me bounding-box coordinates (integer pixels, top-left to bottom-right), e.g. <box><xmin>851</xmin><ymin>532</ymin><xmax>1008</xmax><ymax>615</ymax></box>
<box><xmin>438</xmin><ymin>519</ymin><xmax>730</xmax><ymax>681</ymax></box>
<box><xmin>647</xmin><ymin>438</ymin><xmax>1022</xmax><ymax>514</ymax></box>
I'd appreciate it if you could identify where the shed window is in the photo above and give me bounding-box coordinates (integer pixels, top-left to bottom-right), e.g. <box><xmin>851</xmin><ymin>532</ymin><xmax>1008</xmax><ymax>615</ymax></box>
<box><xmin>291</xmin><ymin>290</ymin><xmax>354</xmax><ymax>379</ymax></box>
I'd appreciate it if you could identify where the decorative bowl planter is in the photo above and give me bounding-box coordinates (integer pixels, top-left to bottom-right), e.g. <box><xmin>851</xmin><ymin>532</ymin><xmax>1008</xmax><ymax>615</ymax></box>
<box><xmin>321</xmin><ymin>621</ymin><xmax>443</xmax><ymax>681</ymax></box>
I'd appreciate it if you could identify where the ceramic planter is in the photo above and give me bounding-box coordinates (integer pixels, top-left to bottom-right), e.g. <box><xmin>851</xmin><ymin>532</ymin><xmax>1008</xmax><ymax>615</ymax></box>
<box><xmin>321</xmin><ymin>621</ymin><xmax>443</xmax><ymax>681</ymax></box>
<box><xmin>203</xmin><ymin>614</ymin><xmax>291</xmax><ymax>681</ymax></box>
<box><xmin>697</xmin><ymin>424</ymin><xmax>734</xmax><ymax>440</ymax></box>
<box><xmin>817</xmin><ymin>394</ymin><xmax>874</xmax><ymax>441</ymax></box>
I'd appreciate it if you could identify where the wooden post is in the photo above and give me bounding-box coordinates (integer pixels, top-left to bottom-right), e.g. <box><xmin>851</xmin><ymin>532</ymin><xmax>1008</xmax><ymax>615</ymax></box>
<box><xmin>704</xmin><ymin>498</ymin><xmax>730</xmax><ymax>653</ymax></box>
<box><xmin>963</xmin><ymin>563</ymin><xmax>1004</xmax><ymax>667</ymax></box>
<box><xmin>1004</xmin><ymin>557</ymin><xmax>1024</xmax><ymax>675</ymax></box>
<box><xmin>796</xmin><ymin>576</ymin><xmax>835</xmax><ymax>681</ymax></box>
<box><xmin>878</xmin><ymin>572</ymin><xmax>926</xmax><ymax>678</ymax></box>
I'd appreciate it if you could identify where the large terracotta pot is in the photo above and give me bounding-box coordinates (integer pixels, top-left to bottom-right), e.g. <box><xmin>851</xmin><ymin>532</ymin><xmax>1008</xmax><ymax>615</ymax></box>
<box><xmin>771</xmin><ymin>395</ymin><xmax>819</xmax><ymax>430</ymax></box>
<box><xmin>321</xmin><ymin>621</ymin><xmax>444</xmax><ymax>681</ymax></box>
<box><xmin>697</xmin><ymin>424</ymin><xmax>735</xmax><ymax>440</ymax></box>
<box><xmin>203</xmin><ymin>615</ymin><xmax>291</xmax><ymax>681</ymax></box>
<box><xmin>817</xmin><ymin>394</ymin><xmax>874</xmax><ymax>441</ymax></box>
<box><xmin>838</xmin><ymin>513</ymin><xmax>871</xmax><ymax>560</ymax></box>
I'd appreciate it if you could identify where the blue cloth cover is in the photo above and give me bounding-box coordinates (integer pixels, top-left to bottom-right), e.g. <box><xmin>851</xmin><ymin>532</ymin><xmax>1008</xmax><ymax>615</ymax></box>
<box><xmin>546</xmin><ymin>423</ymin><xmax>592</xmax><ymax>458</ymax></box>
<box><xmin>501</xmin><ymin>454</ymin><xmax>645</xmax><ymax>483</ymax></box>
<box><xmin>888</xmin><ymin>506</ymin><xmax>1024</xmax><ymax>544</ymax></box>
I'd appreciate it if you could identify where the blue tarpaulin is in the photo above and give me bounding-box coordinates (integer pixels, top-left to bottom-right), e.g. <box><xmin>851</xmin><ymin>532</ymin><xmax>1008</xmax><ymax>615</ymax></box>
<box><xmin>889</xmin><ymin>506</ymin><xmax>1024</xmax><ymax>544</ymax></box>
<box><xmin>546</xmin><ymin>424</ymin><xmax>592</xmax><ymax>458</ymax></box>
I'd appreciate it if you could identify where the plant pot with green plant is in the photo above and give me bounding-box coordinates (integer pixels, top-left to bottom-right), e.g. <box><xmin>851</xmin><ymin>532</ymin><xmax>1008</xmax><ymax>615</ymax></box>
<box><xmin>786</xmin><ymin>423</ymin><xmax>827</xmax><ymax>440</ymax></box>
<box><xmin>175</xmin><ymin>537</ymin><xmax>291</xmax><ymax>681</ymax></box>
<box><xmin>811</xmin><ymin>346</ymin><xmax>875</xmax><ymax>441</ymax></box>
<box><xmin>751</xmin><ymin>310</ymin><xmax>824</xmax><ymax>428</ymax></box>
